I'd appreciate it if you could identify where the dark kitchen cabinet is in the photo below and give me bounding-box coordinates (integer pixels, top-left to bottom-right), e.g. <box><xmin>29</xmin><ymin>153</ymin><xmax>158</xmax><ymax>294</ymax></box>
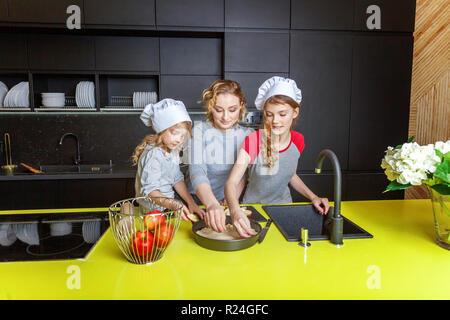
<box><xmin>160</xmin><ymin>75</ymin><xmax>221</xmax><ymax>110</ymax></box>
<box><xmin>290</xmin><ymin>31</ymin><xmax>352</xmax><ymax>172</ymax></box>
<box><xmin>225</xmin><ymin>0</ymin><xmax>290</xmax><ymax>29</ymax></box>
<box><xmin>95</xmin><ymin>37</ymin><xmax>159</xmax><ymax>72</ymax></box>
<box><xmin>348</xmin><ymin>35</ymin><xmax>413</xmax><ymax>171</ymax></box>
<box><xmin>84</xmin><ymin>0</ymin><xmax>155</xmax><ymax>26</ymax></box>
<box><xmin>28</xmin><ymin>35</ymin><xmax>95</xmax><ymax>70</ymax></box>
<box><xmin>0</xmin><ymin>34</ymin><xmax>27</xmax><ymax>69</ymax></box>
<box><xmin>224</xmin><ymin>72</ymin><xmax>289</xmax><ymax>110</ymax></box>
<box><xmin>354</xmin><ymin>0</ymin><xmax>416</xmax><ymax>32</ymax></box>
<box><xmin>156</xmin><ymin>0</ymin><xmax>224</xmax><ymax>28</ymax></box>
<box><xmin>0</xmin><ymin>180</ymin><xmax>59</xmax><ymax>210</ymax></box>
<box><xmin>0</xmin><ymin>0</ymin><xmax>7</xmax><ymax>22</ymax></box>
<box><xmin>291</xmin><ymin>0</ymin><xmax>354</xmax><ymax>30</ymax></box>
<box><xmin>160</xmin><ymin>38</ymin><xmax>222</xmax><ymax>75</ymax></box>
<box><xmin>225</xmin><ymin>32</ymin><xmax>289</xmax><ymax>72</ymax></box>
<box><xmin>7</xmin><ymin>0</ymin><xmax>83</xmax><ymax>24</ymax></box>
<box><xmin>344</xmin><ymin>173</ymin><xmax>404</xmax><ymax>200</ymax></box>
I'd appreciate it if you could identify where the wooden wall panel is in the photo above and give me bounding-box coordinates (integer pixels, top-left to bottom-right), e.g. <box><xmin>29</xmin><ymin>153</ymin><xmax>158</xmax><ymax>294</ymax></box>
<box><xmin>406</xmin><ymin>0</ymin><xmax>450</xmax><ymax>199</ymax></box>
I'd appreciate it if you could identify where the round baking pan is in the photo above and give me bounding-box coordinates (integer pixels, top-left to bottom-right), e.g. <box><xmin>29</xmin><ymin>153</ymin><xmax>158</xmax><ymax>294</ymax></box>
<box><xmin>192</xmin><ymin>216</ymin><xmax>262</xmax><ymax>251</ymax></box>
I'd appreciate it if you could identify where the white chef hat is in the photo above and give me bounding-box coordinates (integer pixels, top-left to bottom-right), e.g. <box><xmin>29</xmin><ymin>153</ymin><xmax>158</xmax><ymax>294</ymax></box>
<box><xmin>254</xmin><ymin>76</ymin><xmax>302</xmax><ymax>110</ymax></box>
<box><xmin>140</xmin><ymin>98</ymin><xmax>192</xmax><ymax>133</ymax></box>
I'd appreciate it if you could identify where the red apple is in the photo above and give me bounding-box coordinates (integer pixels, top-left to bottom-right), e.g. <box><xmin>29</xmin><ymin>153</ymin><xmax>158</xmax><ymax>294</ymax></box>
<box><xmin>131</xmin><ymin>230</ymin><xmax>154</xmax><ymax>258</ymax></box>
<box><xmin>154</xmin><ymin>223</ymin><xmax>175</xmax><ymax>248</ymax></box>
<box><xmin>144</xmin><ymin>210</ymin><xmax>165</xmax><ymax>231</ymax></box>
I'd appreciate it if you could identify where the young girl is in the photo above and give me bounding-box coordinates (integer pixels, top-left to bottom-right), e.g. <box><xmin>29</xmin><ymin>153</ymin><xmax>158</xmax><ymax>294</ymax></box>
<box><xmin>186</xmin><ymin>79</ymin><xmax>253</xmax><ymax>233</ymax></box>
<box><xmin>225</xmin><ymin>76</ymin><xmax>329</xmax><ymax>237</ymax></box>
<box><xmin>132</xmin><ymin>98</ymin><xmax>205</xmax><ymax>221</ymax></box>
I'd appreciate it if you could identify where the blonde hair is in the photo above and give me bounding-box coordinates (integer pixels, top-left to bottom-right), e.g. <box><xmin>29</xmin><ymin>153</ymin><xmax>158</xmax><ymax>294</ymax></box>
<box><xmin>131</xmin><ymin>121</ymin><xmax>192</xmax><ymax>166</ymax></box>
<box><xmin>200</xmin><ymin>79</ymin><xmax>248</xmax><ymax>125</ymax></box>
<box><xmin>260</xmin><ymin>95</ymin><xmax>301</xmax><ymax>170</ymax></box>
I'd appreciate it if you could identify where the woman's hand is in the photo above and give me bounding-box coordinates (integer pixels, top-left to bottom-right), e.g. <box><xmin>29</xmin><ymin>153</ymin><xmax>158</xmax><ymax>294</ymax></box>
<box><xmin>311</xmin><ymin>197</ymin><xmax>329</xmax><ymax>215</ymax></box>
<box><xmin>181</xmin><ymin>205</ymin><xmax>191</xmax><ymax>221</ymax></box>
<box><xmin>188</xmin><ymin>202</ymin><xmax>205</xmax><ymax>219</ymax></box>
<box><xmin>230</xmin><ymin>208</ymin><xmax>256</xmax><ymax>238</ymax></box>
<box><xmin>205</xmin><ymin>203</ymin><xmax>227</xmax><ymax>233</ymax></box>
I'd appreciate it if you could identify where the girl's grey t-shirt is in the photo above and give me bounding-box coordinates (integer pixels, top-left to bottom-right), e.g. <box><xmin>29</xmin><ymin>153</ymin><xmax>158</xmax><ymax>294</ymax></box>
<box><xmin>186</xmin><ymin>121</ymin><xmax>253</xmax><ymax>201</ymax></box>
<box><xmin>135</xmin><ymin>144</ymin><xmax>184</xmax><ymax>202</ymax></box>
<box><xmin>241</xmin><ymin>130</ymin><xmax>305</xmax><ymax>204</ymax></box>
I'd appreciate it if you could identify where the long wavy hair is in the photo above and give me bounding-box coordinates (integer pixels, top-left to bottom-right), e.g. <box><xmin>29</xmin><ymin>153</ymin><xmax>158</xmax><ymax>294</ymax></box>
<box><xmin>260</xmin><ymin>95</ymin><xmax>301</xmax><ymax>170</ymax></box>
<box><xmin>200</xmin><ymin>79</ymin><xmax>248</xmax><ymax>125</ymax></box>
<box><xmin>131</xmin><ymin>121</ymin><xmax>192</xmax><ymax>166</ymax></box>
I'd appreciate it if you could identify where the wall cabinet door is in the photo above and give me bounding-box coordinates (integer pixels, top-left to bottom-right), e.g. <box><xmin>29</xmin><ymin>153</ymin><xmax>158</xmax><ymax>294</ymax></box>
<box><xmin>84</xmin><ymin>0</ymin><xmax>155</xmax><ymax>26</ymax></box>
<box><xmin>290</xmin><ymin>31</ymin><xmax>352</xmax><ymax>172</ymax></box>
<box><xmin>160</xmin><ymin>75</ymin><xmax>220</xmax><ymax>110</ymax></box>
<box><xmin>0</xmin><ymin>0</ymin><xmax>8</xmax><ymax>22</ymax></box>
<box><xmin>95</xmin><ymin>37</ymin><xmax>159</xmax><ymax>71</ymax></box>
<box><xmin>225</xmin><ymin>0</ymin><xmax>290</xmax><ymax>29</ymax></box>
<box><xmin>348</xmin><ymin>35</ymin><xmax>413</xmax><ymax>171</ymax></box>
<box><xmin>156</xmin><ymin>0</ymin><xmax>224</xmax><ymax>28</ymax></box>
<box><xmin>160</xmin><ymin>38</ymin><xmax>222</xmax><ymax>75</ymax></box>
<box><xmin>7</xmin><ymin>0</ymin><xmax>83</xmax><ymax>23</ymax></box>
<box><xmin>28</xmin><ymin>35</ymin><xmax>95</xmax><ymax>70</ymax></box>
<box><xmin>291</xmin><ymin>0</ymin><xmax>354</xmax><ymax>30</ymax></box>
<box><xmin>0</xmin><ymin>34</ymin><xmax>28</xmax><ymax>69</ymax></box>
<box><xmin>354</xmin><ymin>0</ymin><xmax>416</xmax><ymax>32</ymax></box>
<box><xmin>225</xmin><ymin>32</ymin><xmax>289</xmax><ymax>72</ymax></box>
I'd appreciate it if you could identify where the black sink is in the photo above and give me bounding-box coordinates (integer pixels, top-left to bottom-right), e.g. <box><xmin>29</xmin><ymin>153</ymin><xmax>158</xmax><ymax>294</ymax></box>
<box><xmin>39</xmin><ymin>164</ymin><xmax>113</xmax><ymax>174</ymax></box>
<box><xmin>262</xmin><ymin>204</ymin><xmax>373</xmax><ymax>241</ymax></box>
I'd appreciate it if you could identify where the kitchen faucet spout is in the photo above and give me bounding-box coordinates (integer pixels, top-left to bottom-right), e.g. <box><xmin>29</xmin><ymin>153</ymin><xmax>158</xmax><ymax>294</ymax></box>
<box><xmin>59</xmin><ymin>133</ymin><xmax>81</xmax><ymax>165</ymax></box>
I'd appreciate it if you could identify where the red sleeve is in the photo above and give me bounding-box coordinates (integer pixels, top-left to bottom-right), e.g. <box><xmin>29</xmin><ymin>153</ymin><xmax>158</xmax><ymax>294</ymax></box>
<box><xmin>241</xmin><ymin>130</ymin><xmax>260</xmax><ymax>164</ymax></box>
<box><xmin>291</xmin><ymin>131</ymin><xmax>305</xmax><ymax>154</ymax></box>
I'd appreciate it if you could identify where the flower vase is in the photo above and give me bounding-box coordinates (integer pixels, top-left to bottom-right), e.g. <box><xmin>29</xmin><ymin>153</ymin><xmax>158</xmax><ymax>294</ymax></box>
<box><xmin>427</xmin><ymin>186</ymin><xmax>450</xmax><ymax>250</ymax></box>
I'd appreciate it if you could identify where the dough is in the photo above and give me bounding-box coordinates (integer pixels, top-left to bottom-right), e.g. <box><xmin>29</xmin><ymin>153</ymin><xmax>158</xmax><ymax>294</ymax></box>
<box><xmin>196</xmin><ymin>224</ymin><xmax>257</xmax><ymax>240</ymax></box>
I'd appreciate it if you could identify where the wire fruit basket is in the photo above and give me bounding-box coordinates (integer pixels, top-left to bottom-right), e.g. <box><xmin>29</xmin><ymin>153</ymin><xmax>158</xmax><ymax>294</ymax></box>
<box><xmin>109</xmin><ymin>196</ymin><xmax>182</xmax><ymax>265</ymax></box>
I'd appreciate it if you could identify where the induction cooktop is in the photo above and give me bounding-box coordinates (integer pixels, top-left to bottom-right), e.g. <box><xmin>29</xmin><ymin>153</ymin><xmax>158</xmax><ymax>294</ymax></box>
<box><xmin>0</xmin><ymin>211</ymin><xmax>110</xmax><ymax>262</ymax></box>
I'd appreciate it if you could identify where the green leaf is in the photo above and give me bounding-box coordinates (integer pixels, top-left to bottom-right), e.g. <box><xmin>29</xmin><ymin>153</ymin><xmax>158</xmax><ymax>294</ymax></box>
<box><xmin>382</xmin><ymin>181</ymin><xmax>411</xmax><ymax>193</ymax></box>
<box><xmin>394</xmin><ymin>144</ymin><xmax>402</xmax><ymax>150</ymax></box>
<box><xmin>444</xmin><ymin>151</ymin><xmax>450</xmax><ymax>162</ymax></box>
<box><xmin>407</xmin><ymin>136</ymin><xmax>415</xmax><ymax>143</ymax></box>
<box><xmin>435</xmin><ymin>149</ymin><xmax>444</xmax><ymax>160</ymax></box>
<box><xmin>434</xmin><ymin>159</ymin><xmax>450</xmax><ymax>184</ymax></box>
<box><xmin>431</xmin><ymin>184</ymin><xmax>450</xmax><ymax>195</ymax></box>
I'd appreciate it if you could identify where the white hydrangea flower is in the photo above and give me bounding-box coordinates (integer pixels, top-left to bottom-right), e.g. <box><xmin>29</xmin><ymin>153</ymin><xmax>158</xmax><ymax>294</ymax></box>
<box><xmin>435</xmin><ymin>140</ymin><xmax>450</xmax><ymax>155</ymax></box>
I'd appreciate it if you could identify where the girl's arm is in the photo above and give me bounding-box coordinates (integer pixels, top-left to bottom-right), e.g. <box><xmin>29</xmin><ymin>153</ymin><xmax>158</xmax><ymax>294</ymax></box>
<box><xmin>224</xmin><ymin>149</ymin><xmax>256</xmax><ymax>238</ymax></box>
<box><xmin>195</xmin><ymin>182</ymin><xmax>227</xmax><ymax>233</ymax></box>
<box><xmin>173</xmin><ymin>181</ymin><xmax>205</xmax><ymax>220</ymax></box>
<box><xmin>289</xmin><ymin>174</ymin><xmax>329</xmax><ymax>215</ymax></box>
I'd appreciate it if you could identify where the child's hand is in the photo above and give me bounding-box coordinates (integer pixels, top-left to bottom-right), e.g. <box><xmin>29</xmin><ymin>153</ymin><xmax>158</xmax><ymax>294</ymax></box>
<box><xmin>311</xmin><ymin>197</ymin><xmax>329</xmax><ymax>215</ymax></box>
<box><xmin>230</xmin><ymin>208</ymin><xmax>256</xmax><ymax>238</ymax></box>
<box><xmin>188</xmin><ymin>202</ymin><xmax>205</xmax><ymax>219</ymax></box>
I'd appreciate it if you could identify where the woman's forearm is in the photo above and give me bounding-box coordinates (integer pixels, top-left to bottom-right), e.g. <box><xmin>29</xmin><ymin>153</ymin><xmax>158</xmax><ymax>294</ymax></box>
<box><xmin>195</xmin><ymin>182</ymin><xmax>220</xmax><ymax>209</ymax></box>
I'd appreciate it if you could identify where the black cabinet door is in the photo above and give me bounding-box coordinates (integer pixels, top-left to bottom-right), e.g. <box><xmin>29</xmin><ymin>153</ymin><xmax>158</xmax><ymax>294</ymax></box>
<box><xmin>160</xmin><ymin>38</ymin><xmax>222</xmax><ymax>75</ymax></box>
<box><xmin>290</xmin><ymin>31</ymin><xmax>352</xmax><ymax>172</ymax></box>
<box><xmin>225</xmin><ymin>0</ymin><xmax>290</xmax><ymax>29</ymax></box>
<box><xmin>224</xmin><ymin>72</ymin><xmax>289</xmax><ymax>110</ymax></box>
<box><xmin>344</xmin><ymin>172</ymin><xmax>404</xmax><ymax>200</ymax></box>
<box><xmin>28</xmin><ymin>35</ymin><xmax>95</xmax><ymax>70</ymax></box>
<box><xmin>225</xmin><ymin>32</ymin><xmax>289</xmax><ymax>72</ymax></box>
<box><xmin>95</xmin><ymin>37</ymin><xmax>159</xmax><ymax>71</ymax></box>
<box><xmin>291</xmin><ymin>0</ymin><xmax>354</xmax><ymax>30</ymax></box>
<box><xmin>0</xmin><ymin>34</ymin><xmax>27</xmax><ymax>69</ymax></box>
<box><xmin>8</xmin><ymin>0</ymin><xmax>83</xmax><ymax>23</ymax></box>
<box><xmin>348</xmin><ymin>35</ymin><xmax>413</xmax><ymax>171</ymax></box>
<box><xmin>0</xmin><ymin>0</ymin><xmax>8</xmax><ymax>22</ymax></box>
<box><xmin>160</xmin><ymin>75</ymin><xmax>221</xmax><ymax>110</ymax></box>
<box><xmin>84</xmin><ymin>0</ymin><xmax>155</xmax><ymax>26</ymax></box>
<box><xmin>354</xmin><ymin>0</ymin><xmax>416</xmax><ymax>32</ymax></box>
<box><xmin>156</xmin><ymin>0</ymin><xmax>224</xmax><ymax>28</ymax></box>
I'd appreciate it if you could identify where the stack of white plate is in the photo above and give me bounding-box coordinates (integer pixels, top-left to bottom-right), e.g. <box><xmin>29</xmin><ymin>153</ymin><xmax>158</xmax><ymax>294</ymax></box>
<box><xmin>82</xmin><ymin>220</ymin><xmax>101</xmax><ymax>244</ymax></box>
<box><xmin>12</xmin><ymin>223</ymin><xmax>39</xmax><ymax>246</ymax></box>
<box><xmin>3</xmin><ymin>81</ymin><xmax>29</xmax><ymax>108</ymax></box>
<box><xmin>75</xmin><ymin>81</ymin><xmax>95</xmax><ymax>108</ymax></box>
<box><xmin>0</xmin><ymin>81</ymin><xmax>8</xmax><ymax>107</ymax></box>
<box><xmin>50</xmin><ymin>222</ymin><xmax>72</xmax><ymax>236</ymax></box>
<box><xmin>0</xmin><ymin>224</ymin><xmax>17</xmax><ymax>246</ymax></box>
<box><xmin>41</xmin><ymin>92</ymin><xmax>65</xmax><ymax>107</ymax></box>
<box><xmin>133</xmin><ymin>91</ymin><xmax>157</xmax><ymax>109</ymax></box>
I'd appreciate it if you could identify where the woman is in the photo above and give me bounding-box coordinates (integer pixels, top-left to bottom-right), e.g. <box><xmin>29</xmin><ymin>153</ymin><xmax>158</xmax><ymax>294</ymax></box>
<box><xmin>225</xmin><ymin>76</ymin><xmax>329</xmax><ymax>238</ymax></box>
<box><xmin>186</xmin><ymin>79</ymin><xmax>253</xmax><ymax>232</ymax></box>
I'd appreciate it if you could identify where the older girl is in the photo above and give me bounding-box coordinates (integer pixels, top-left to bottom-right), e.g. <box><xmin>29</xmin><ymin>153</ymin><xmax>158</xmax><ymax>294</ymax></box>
<box><xmin>225</xmin><ymin>77</ymin><xmax>329</xmax><ymax>237</ymax></box>
<box><xmin>133</xmin><ymin>98</ymin><xmax>204</xmax><ymax>221</ymax></box>
<box><xmin>186</xmin><ymin>79</ymin><xmax>253</xmax><ymax>232</ymax></box>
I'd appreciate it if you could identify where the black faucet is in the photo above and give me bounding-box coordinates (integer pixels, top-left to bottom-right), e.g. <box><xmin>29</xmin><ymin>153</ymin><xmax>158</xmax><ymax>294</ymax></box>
<box><xmin>315</xmin><ymin>149</ymin><xmax>343</xmax><ymax>246</ymax></box>
<box><xmin>59</xmin><ymin>133</ymin><xmax>81</xmax><ymax>165</ymax></box>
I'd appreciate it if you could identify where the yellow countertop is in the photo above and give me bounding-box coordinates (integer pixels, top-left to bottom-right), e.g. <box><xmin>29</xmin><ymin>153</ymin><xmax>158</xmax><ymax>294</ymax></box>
<box><xmin>0</xmin><ymin>199</ymin><xmax>448</xmax><ymax>300</ymax></box>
